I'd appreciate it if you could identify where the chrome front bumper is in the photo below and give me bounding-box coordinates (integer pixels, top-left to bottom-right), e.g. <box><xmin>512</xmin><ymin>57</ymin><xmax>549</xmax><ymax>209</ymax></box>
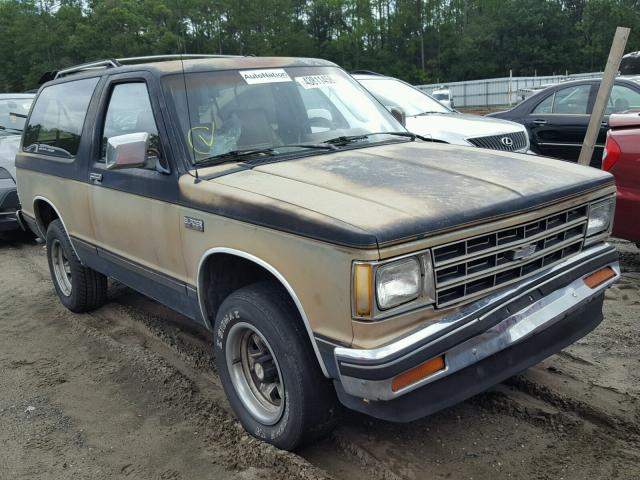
<box><xmin>334</xmin><ymin>243</ymin><xmax>619</xmax><ymax>402</ymax></box>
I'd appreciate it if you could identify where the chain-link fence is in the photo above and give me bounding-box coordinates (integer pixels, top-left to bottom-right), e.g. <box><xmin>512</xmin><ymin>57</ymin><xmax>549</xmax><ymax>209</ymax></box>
<box><xmin>417</xmin><ymin>72</ymin><xmax>603</xmax><ymax>108</ymax></box>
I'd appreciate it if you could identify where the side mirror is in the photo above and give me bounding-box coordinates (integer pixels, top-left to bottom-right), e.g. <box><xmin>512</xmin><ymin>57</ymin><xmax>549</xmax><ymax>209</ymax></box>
<box><xmin>105</xmin><ymin>132</ymin><xmax>149</xmax><ymax>170</ymax></box>
<box><xmin>389</xmin><ymin>107</ymin><xmax>406</xmax><ymax>126</ymax></box>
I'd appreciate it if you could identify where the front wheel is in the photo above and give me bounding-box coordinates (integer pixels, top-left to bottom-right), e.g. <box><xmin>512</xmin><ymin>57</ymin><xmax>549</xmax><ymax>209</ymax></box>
<box><xmin>214</xmin><ymin>282</ymin><xmax>337</xmax><ymax>450</ymax></box>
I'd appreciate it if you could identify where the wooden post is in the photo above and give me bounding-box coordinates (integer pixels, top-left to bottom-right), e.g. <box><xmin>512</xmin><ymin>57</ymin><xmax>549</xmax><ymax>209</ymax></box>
<box><xmin>578</xmin><ymin>27</ymin><xmax>630</xmax><ymax>166</ymax></box>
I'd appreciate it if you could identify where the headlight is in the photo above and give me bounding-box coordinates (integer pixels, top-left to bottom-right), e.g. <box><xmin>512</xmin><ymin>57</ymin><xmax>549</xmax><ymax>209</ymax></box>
<box><xmin>376</xmin><ymin>258</ymin><xmax>421</xmax><ymax>310</ymax></box>
<box><xmin>586</xmin><ymin>199</ymin><xmax>615</xmax><ymax>238</ymax></box>
<box><xmin>352</xmin><ymin>252</ymin><xmax>435</xmax><ymax>320</ymax></box>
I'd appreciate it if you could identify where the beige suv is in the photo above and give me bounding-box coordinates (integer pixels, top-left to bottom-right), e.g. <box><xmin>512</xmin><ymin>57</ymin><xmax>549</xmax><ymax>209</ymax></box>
<box><xmin>17</xmin><ymin>55</ymin><xmax>620</xmax><ymax>450</ymax></box>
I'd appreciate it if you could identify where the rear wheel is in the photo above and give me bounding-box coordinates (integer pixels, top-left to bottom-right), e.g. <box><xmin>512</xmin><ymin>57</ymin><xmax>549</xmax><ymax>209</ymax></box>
<box><xmin>46</xmin><ymin>219</ymin><xmax>107</xmax><ymax>312</ymax></box>
<box><xmin>214</xmin><ymin>281</ymin><xmax>337</xmax><ymax>450</ymax></box>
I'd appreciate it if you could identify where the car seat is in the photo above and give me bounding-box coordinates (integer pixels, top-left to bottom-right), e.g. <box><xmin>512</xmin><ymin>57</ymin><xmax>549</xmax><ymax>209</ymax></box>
<box><xmin>233</xmin><ymin>109</ymin><xmax>275</xmax><ymax>149</ymax></box>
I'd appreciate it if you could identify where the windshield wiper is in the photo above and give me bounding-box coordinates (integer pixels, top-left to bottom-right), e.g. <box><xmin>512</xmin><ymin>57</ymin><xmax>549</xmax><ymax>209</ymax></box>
<box><xmin>195</xmin><ymin>143</ymin><xmax>339</xmax><ymax>167</ymax></box>
<box><xmin>195</xmin><ymin>148</ymin><xmax>276</xmax><ymax>167</ymax></box>
<box><xmin>414</xmin><ymin>111</ymin><xmax>448</xmax><ymax>116</ymax></box>
<box><xmin>277</xmin><ymin>143</ymin><xmax>338</xmax><ymax>151</ymax></box>
<box><xmin>322</xmin><ymin>131</ymin><xmax>420</xmax><ymax>146</ymax></box>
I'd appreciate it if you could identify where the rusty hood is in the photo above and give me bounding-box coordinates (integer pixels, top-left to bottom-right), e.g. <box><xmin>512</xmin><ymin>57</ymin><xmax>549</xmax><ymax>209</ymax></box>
<box><xmin>188</xmin><ymin>142</ymin><xmax>614</xmax><ymax>248</ymax></box>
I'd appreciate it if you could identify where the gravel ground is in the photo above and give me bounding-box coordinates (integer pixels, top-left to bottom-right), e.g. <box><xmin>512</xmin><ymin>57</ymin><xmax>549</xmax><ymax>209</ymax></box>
<box><xmin>0</xmin><ymin>234</ymin><xmax>638</xmax><ymax>480</ymax></box>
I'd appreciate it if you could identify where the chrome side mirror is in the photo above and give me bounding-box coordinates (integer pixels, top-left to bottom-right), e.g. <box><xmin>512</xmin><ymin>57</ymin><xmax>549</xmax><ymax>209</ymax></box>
<box><xmin>105</xmin><ymin>132</ymin><xmax>150</xmax><ymax>170</ymax></box>
<box><xmin>389</xmin><ymin>107</ymin><xmax>406</xmax><ymax>127</ymax></box>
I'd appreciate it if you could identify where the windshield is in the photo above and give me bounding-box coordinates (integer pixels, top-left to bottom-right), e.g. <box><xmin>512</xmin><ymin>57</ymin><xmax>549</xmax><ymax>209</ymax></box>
<box><xmin>359</xmin><ymin>78</ymin><xmax>450</xmax><ymax>116</ymax></box>
<box><xmin>0</xmin><ymin>98</ymin><xmax>32</xmax><ymax>134</ymax></box>
<box><xmin>432</xmin><ymin>92</ymin><xmax>449</xmax><ymax>101</ymax></box>
<box><xmin>163</xmin><ymin>67</ymin><xmax>402</xmax><ymax>165</ymax></box>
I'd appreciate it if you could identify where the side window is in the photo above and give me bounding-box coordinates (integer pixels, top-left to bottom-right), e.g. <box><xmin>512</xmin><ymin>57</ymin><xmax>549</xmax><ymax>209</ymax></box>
<box><xmin>605</xmin><ymin>85</ymin><xmax>640</xmax><ymax>114</ymax></box>
<box><xmin>101</xmin><ymin>83</ymin><xmax>161</xmax><ymax>169</ymax></box>
<box><xmin>532</xmin><ymin>93</ymin><xmax>554</xmax><ymax>114</ymax></box>
<box><xmin>23</xmin><ymin>78</ymin><xmax>99</xmax><ymax>158</ymax></box>
<box><xmin>551</xmin><ymin>85</ymin><xmax>590</xmax><ymax>114</ymax></box>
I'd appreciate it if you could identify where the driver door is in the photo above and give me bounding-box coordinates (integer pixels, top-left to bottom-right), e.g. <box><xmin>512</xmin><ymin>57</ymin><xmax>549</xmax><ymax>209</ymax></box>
<box><xmin>88</xmin><ymin>76</ymin><xmax>190</xmax><ymax>309</ymax></box>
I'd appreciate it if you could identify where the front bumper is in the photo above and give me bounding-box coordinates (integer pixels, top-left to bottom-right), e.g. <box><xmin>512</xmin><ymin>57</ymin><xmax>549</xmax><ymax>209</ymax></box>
<box><xmin>332</xmin><ymin>243</ymin><xmax>619</xmax><ymax>421</ymax></box>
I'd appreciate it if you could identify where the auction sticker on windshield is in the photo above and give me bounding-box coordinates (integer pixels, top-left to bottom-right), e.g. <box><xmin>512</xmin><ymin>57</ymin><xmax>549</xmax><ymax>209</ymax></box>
<box><xmin>296</xmin><ymin>75</ymin><xmax>337</xmax><ymax>89</ymax></box>
<box><xmin>239</xmin><ymin>69</ymin><xmax>292</xmax><ymax>84</ymax></box>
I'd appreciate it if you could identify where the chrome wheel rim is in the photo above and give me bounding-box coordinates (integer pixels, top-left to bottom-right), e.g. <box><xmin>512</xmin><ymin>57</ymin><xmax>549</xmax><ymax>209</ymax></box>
<box><xmin>225</xmin><ymin>322</ymin><xmax>285</xmax><ymax>425</ymax></box>
<box><xmin>51</xmin><ymin>238</ymin><xmax>72</xmax><ymax>297</ymax></box>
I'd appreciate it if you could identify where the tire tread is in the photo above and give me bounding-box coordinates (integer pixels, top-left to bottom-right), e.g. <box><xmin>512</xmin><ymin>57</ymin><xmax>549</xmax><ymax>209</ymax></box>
<box><xmin>47</xmin><ymin>219</ymin><xmax>107</xmax><ymax>312</ymax></box>
<box><xmin>215</xmin><ymin>281</ymin><xmax>338</xmax><ymax>450</ymax></box>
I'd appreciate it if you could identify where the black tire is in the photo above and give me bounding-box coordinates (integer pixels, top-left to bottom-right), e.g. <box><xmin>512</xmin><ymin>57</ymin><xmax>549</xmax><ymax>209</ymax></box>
<box><xmin>214</xmin><ymin>281</ymin><xmax>337</xmax><ymax>450</ymax></box>
<box><xmin>46</xmin><ymin>219</ymin><xmax>107</xmax><ymax>313</ymax></box>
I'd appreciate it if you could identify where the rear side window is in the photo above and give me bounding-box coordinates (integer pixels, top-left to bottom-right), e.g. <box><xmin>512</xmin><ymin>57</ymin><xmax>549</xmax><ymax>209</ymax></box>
<box><xmin>23</xmin><ymin>78</ymin><xmax>99</xmax><ymax>158</ymax></box>
<box><xmin>532</xmin><ymin>93</ymin><xmax>553</xmax><ymax>114</ymax></box>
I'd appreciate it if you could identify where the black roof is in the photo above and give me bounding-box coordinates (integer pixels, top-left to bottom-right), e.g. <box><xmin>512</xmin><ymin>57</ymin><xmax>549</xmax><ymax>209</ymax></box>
<box><xmin>39</xmin><ymin>55</ymin><xmax>338</xmax><ymax>86</ymax></box>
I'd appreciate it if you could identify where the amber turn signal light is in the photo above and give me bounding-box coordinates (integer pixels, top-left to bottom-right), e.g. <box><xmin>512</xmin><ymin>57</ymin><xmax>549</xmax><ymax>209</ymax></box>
<box><xmin>354</xmin><ymin>263</ymin><xmax>373</xmax><ymax>317</ymax></box>
<box><xmin>391</xmin><ymin>355</ymin><xmax>446</xmax><ymax>392</ymax></box>
<box><xmin>583</xmin><ymin>266</ymin><xmax>615</xmax><ymax>289</ymax></box>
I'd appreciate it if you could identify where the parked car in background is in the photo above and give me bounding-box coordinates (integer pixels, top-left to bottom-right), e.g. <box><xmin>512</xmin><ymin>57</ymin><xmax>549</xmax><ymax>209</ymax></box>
<box><xmin>0</xmin><ymin>93</ymin><xmax>34</xmax><ymax>232</ymax></box>
<box><xmin>488</xmin><ymin>78</ymin><xmax>640</xmax><ymax>167</ymax></box>
<box><xmin>354</xmin><ymin>73</ymin><xmax>530</xmax><ymax>153</ymax></box>
<box><xmin>621</xmin><ymin>51</ymin><xmax>640</xmax><ymax>76</ymax></box>
<box><xmin>602</xmin><ymin>111</ymin><xmax>640</xmax><ymax>248</ymax></box>
<box><xmin>431</xmin><ymin>87</ymin><xmax>454</xmax><ymax>109</ymax></box>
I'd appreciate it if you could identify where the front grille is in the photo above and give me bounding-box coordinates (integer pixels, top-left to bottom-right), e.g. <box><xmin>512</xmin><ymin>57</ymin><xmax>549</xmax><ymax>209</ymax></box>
<box><xmin>467</xmin><ymin>131</ymin><xmax>528</xmax><ymax>152</ymax></box>
<box><xmin>432</xmin><ymin>204</ymin><xmax>588</xmax><ymax>307</ymax></box>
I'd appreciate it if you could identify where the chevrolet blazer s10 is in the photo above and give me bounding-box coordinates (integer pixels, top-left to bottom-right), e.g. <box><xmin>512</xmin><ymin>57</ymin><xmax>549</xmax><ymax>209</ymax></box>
<box><xmin>16</xmin><ymin>55</ymin><xmax>619</xmax><ymax>450</ymax></box>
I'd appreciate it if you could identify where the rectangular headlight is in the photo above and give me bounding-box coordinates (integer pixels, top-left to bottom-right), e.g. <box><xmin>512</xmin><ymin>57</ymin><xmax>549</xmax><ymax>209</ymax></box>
<box><xmin>376</xmin><ymin>258</ymin><xmax>421</xmax><ymax>310</ymax></box>
<box><xmin>352</xmin><ymin>251</ymin><xmax>435</xmax><ymax>320</ymax></box>
<box><xmin>587</xmin><ymin>199</ymin><xmax>615</xmax><ymax>237</ymax></box>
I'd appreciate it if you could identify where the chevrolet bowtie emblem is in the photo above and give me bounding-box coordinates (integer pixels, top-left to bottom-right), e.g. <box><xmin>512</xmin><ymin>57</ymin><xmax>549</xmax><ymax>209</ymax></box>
<box><xmin>507</xmin><ymin>244</ymin><xmax>537</xmax><ymax>261</ymax></box>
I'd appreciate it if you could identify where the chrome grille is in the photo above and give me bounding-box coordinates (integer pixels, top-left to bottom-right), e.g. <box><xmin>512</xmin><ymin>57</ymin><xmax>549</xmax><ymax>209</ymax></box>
<box><xmin>467</xmin><ymin>131</ymin><xmax>528</xmax><ymax>152</ymax></box>
<box><xmin>432</xmin><ymin>205</ymin><xmax>588</xmax><ymax>307</ymax></box>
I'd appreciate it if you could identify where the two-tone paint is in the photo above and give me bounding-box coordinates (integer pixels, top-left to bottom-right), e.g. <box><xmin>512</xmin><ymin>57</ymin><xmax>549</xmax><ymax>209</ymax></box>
<box><xmin>16</xmin><ymin>57</ymin><xmax>618</xmax><ymax>392</ymax></box>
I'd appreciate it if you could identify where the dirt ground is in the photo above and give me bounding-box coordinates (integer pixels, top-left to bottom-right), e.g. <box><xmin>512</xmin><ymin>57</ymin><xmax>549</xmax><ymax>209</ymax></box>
<box><xmin>1</xmin><ymin>234</ymin><xmax>639</xmax><ymax>480</ymax></box>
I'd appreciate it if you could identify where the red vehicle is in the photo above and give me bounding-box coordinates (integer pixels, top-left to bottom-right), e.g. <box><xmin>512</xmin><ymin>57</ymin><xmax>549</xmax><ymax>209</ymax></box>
<box><xmin>602</xmin><ymin>111</ymin><xmax>640</xmax><ymax>247</ymax></box>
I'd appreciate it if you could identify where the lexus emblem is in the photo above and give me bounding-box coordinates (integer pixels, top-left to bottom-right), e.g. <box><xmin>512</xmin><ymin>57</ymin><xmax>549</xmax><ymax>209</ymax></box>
<box><xmin>501</xmin><ymin>136</ymin><xmax>514</xmax><ymax>147</ymax></box>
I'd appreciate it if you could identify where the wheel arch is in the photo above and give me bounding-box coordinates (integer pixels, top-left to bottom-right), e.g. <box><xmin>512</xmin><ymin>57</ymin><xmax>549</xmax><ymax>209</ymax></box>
<box><xmin>197</xmin><ymin>247</ymin><xmax>329</xmax><ymax>377</ymax></box>
<box><xmin>33</xmin><ymin>196</ymin><xmax>80</xmax><ymax>259</ymax></box>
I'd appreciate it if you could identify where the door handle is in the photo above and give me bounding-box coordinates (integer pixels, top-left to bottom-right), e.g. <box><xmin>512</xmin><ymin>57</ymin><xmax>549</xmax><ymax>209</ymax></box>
<box><xmin>532</xmin><ymin>119</ymin><xmax>547</xmax><ymax>126</ymax></box>
<box><xmin>89</xmin><ymin>172</ymin><xmax>103</xmax><ymax>185</ymax></box>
